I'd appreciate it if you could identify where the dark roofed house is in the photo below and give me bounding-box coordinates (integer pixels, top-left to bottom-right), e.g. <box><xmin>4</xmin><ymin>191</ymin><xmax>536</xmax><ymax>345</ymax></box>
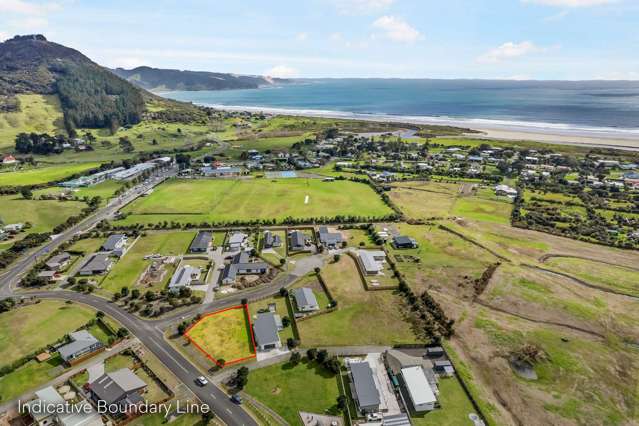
<box><xmin>221</xmin><ymin>251</ymin><xmax>269</xmax><ymax>284</ymax></box>
<box><xmin>263</xmin><ymin>231</ymin><xmax>282</xmax><ymax>249</ymax></box>
<box><xmin>392</xmin><ymin>235</ymin><xmax>418</xmax><ymax>249</ymax></box>
<box><xmin>101</xmin><ymin>234</ymin><xmax>127</xmax><ymax>252</ymax></box>
<box><xmin>292</xmin><ymin>287</ymin><xmax>320</xmax><ymax>312</ymax></box>
<box><xmin>89</xmin><ymin>368</ymin><xmax>147</xmax><ymax>414</ymax></box>
<box><xmin>253</xmin><ymin>312</ymin><xmax>282</xmax><ymax>351</ymax></box>
<box><xmin>349</xmin><ymin>361</ymin><xmax>381</xmax><ymax>414</ymax></box>
<box><xmin>58</xmin><ymin>330</ymin><xmax>102</xmax><ymax>364</ymax></box>
<box><xmin>190</xmin><ymin>231</ymin><xmax>212</xmax><ymax>253</ymax></box>
<box><xmin>46</xmin><ymin>252</ymin><xmax>71</xmax><ymax>271</ymax></box>
<box><xmin>78</xmin><ymin>253</ymin><xmax>113</xmax><ymax>276</ymax></box>
<box><xmin>317</xmin><ymin>226</ymin><xmax>343</xmax><ymax>249</ymax></box>
<box><xmin>288</xmin><ymin>230</ymin><xmax>308</xmax><ymax>252</ymax></box>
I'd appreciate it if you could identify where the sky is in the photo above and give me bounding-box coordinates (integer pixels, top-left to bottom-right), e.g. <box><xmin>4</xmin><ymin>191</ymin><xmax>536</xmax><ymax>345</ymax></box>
<box><xmin>0</xmin><ymin>0</ymin><xmax>638</xmax><ymax>80</ymax></box>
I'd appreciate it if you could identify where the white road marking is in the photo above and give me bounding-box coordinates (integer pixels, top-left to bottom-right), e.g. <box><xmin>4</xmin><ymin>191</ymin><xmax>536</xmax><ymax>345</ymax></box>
<box><xmin>210</xmin><ymin>393</ymin><xmax>217</xmax><ymax>399</ymax></box>
<box><xmin>226</xmin><ymin>408</ymin><xmax>232</xmax><ymax>414</ymax></box>
<box><xmin>151</xmin><ymin>338</ymin><xmax>189</xmax><ymax>373</ymax></box>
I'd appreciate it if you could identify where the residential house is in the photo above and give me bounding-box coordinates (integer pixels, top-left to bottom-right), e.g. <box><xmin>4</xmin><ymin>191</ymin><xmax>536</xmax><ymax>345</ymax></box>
<box><xmin>494</xmin><ymin>184</ymin><xmax>518</xmax><ymax>197</ymax></box>
<box><xmin>263</xmin><ymin>231</ymin><xmax>282</xmax><ymax>249</ymax></box>
<box><xmin>78</xmin><ymin>253</ymin><xmax>113</xmax><ymax>276</ymax></box>
<box><xmin>201</xmin><ymin>166</ymin><xmax>242</xmax><ymax>177</ymax></box>
<box><xmin>4</xmin><ymin>223</ymin><xmax>24</xmax><ymax>232</ymax></box>
<box><xmin>101</xmin><ymin>234</ymin><xmax>127</xmax><ymax>253</ymax></box>
<box><xmin>392</xmin><ymin>235</ymin><xmax>418</xmax><ymax>249</ymax></box>
<box><xmin>292</xmin><ymin>287</ymin><xmax>320</xmax><ymax>312</ymax></box>
<box><xmin>57</xmin><ymin>400</ymin><xmax>104</xmax><ymax>426</ymax></box>
<box><xmin>88</xmin><ymin>368</ymin><xmax>147</xmax><ymax>413</ymax></box>
<box><xmin>189</xmin><ymin>231</ymin><xmax>212</xmax><ymax>253</ymax></box>
<box><xmin>227</xmin><ymin>232</ymin><xmax>249</xmax><ymax>251</ymax></box>
<box><xmin>317</xmin><ymin>226</ymin><xmax>343</xmax><ymax>249</ymax></box>
<box><xmin>46</xmin><ymin>252</ymin><xmax>71</xmax><ymax>271</ymax></box>
<box><xmin>25</xmin><ymin>386</ymin><xmax>66</xmax><ymax>426</ymax></box>
<box><xmin>401</xmin><ymin>366</ymin><xmax>437</xmax><ymax>412</ymax></box>
<box><xmin>168</xmin><ymin>265</ymin><xmax>202</xmax><ymax>293</ymax></box>
<box><xmin>288</xmin><ymin>230</ymin><xmax>309</xmax><ymax>252</ymax></box>
<box><xmin>37</xmin><ymin>270</ymin><xmax>58</xmax><ymax>283</ymax></box>
<box><xmin>357</xmin><ymin>250</ymin><xmax>386</xmax><ymax>275</ymax></box>
<box><xmin>221</xmin><ymin>251</ymin><xmax>268</xmax><ymax>285</ymax></box>
<box><xmin>253</xmin><ymin>312</ymin><xmax>283</xmax><ymax>351</ymax></box>
<box><xmin>58</xmin><ymin>330</ymin><xmax>103</xmax><ymax>364</ymax></box>
<box><xmin>348</xmin><ymin>361</ymin><xmax>381</xmax><ymax>414</ymax></box>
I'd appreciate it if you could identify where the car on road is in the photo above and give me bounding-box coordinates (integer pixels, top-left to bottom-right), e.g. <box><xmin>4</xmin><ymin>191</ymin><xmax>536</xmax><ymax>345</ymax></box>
<box><xmin>196</xmin><ymin>376</ymin><xmax>208</xmax><ymax>386</ymax></box>
<box><xmin>230</xmin><ymin>394</ymin><xmax>242</xmax><ymax>404</ymax></box>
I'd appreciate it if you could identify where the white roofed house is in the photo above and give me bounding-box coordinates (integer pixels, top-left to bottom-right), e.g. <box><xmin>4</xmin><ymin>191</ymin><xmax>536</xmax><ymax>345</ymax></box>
<box><xmin>401</xmin><ymin>366</ymin><xmax>437</xmax><ymax>412</ymax></box>
<box><xmin>292</xmin><ymin>287</ymin><xmax>320</xmax><ymax>312</ymax></box>
<box><xmin>357</xmin><ymin>250</ymin><xmax>386</xmax><ymax>275</ymax></box>
<box><xmin>227</xmin><ymin>232</ymin><xmax>249</xmax><ymax>251</ymax></box>
<box><xmin>168</xmin><ymin>265</ymin><xmax>202</xmax><ymax>293</ymax></box>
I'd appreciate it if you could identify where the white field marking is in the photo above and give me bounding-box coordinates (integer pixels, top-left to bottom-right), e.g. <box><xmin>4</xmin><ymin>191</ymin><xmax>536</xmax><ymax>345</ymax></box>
<box><xmin>304</xmin><ymin>195</ymin><xmax>309</xmax><ymax>204</ymax></box>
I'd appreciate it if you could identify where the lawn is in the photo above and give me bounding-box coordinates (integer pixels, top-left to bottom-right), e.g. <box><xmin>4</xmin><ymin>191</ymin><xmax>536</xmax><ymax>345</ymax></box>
<box><xmin>0</xmin><ymin>162</ymin><xmax>102</xmax><ymax>186</ymax></box>
<box><xmin>244</xmin><ymin>360</ymin><xmax>341</xmax><ymax>425</ymax></box>
<box><xmin>0</xmin><ymin>355</ymin><xmax>66</xmax><ymax>401</ymax></box>
<box><xmin>0</xmin><ymin>300</ymin><xmax>97</xmax><ymax>366</ymax></box>
<box><xmin>99</xmin><ymin>231</ymin><xmax>195</xmax><ymax>295</ymax></box>
<box><xmin>185</xmin><ymin>306</ymin><xmax>254</xmax><ymax>365</ymax></box>
<box><xmin>545</xmin><ymin>257</ymin><xmax>639</xmax><ymax>297</ymax></box>
<box><xmin>411</xmin><ymin>376</ymin><xmax>478</xmax><ymax>426</ymax></box>
<box><xmin>0</xmin><ymin>94</ymin><xmax>65</xmax><ymax>149</ymax></box>
<box><xmin>296</xmin><ymin>256</ymin><xmax>417</xmax><ymax>346</ymax></box>
<box><xmin>67</xmin><ymin>238</ymin><xmax>104</xmax><ymax>254</ymax></box>
<box><xmin>118</xmin><ymin>178</ymin><xmax>394</xmax><ymax>225</ymax></box>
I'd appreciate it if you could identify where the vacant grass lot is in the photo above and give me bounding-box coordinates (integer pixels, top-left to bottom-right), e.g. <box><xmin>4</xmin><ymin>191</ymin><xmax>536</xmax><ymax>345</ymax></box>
<box><xmin>545</xmin><ymin>257</ymin><xmax>639</xmax><ymax>297</ymax></box>
<box><xmin>244</xmin><ymin>360</ymin><xmax>341</xmax><ymax>425</ymax></box>
<box><xmin>0</xmin><ymin>94</ymin><xmax>65</xmax><ymax>149</ymax></box>
<box><xmin>296</xmin><ymin>256</ymin><xmax>417</xmax><ymax>346</ymax></box>
<box><xmin>0</xmin><ymin>300</ymin><xmax>97</xmax><ymax>366</ymax></box>
<box><xmin>186</xmin><ymin>307</ymin><xmax>254</xmax><ymax>364</ymax></box>
<box><xmin>0</xmin><ymin>196</ymin><xmax>87</xmax><ymax>252</ymax></box>
<box><xmin>473</xmin><ymin>312</ymin><xmax>638</xmax><ymax>425</ymax></box>
<box><xmin>0</xmin><ymin>162</ymin><xmax>102</xmax><ymax>187</ymax></box>
<box><xmin>388</xmin><ymin>224</ymin><xmax>498</xmax><ymax>294</ymax></box>
<box><xmin>100</xmin><ymin>231</ymin><xmax>195</xmax><ymax>295</ymax></box>
<box><xmin>119</xmin><ymin>178</ymin><xmax>393</xmax><ymax>225</ymax></box>
<box><xmin>390</xmin><ymin>181</ymin><xmax>460</xmax><ymax>218</ymax></box>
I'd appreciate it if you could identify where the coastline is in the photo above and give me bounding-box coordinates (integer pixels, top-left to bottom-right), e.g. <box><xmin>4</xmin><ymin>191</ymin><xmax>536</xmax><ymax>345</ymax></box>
<box><xmin>192</xmin><ymin>102</ymin><xmax>639</xmax><ymax>151</ymax></box>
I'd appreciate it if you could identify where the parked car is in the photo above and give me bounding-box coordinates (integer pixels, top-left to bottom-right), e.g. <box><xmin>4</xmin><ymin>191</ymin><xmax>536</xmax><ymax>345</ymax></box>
<box><xmin>196</xmin><ymin>376</ymin><xmax>208</xmax><ymax>386</ymax></box>
<box><xmin>230</xmin><ymin>394</ymin><xmax>242</xmax><ymax>405</ymax></box>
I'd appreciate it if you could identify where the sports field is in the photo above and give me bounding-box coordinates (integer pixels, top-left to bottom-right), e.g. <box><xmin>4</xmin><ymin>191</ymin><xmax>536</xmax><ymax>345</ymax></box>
<box><xmin>119</xmin><ymin>178</ymin><xmax>393</xmax><ymax>224</ymax></box>
<box><xmin>185</xmin><ymin>306</ymin><xmax>255</xmax><ymax>366</ymax></box>
<box><xmin>0</xmin><ymin>162</ymin><xmax>102</xmax><ymax>186</ymax></box>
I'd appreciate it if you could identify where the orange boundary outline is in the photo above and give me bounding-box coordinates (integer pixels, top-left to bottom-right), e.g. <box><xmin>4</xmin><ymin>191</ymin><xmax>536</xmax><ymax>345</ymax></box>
<box><xmin>184</xmin><ymin>304</ymin><xmax>256</xmax><ymax>368</ymax></box>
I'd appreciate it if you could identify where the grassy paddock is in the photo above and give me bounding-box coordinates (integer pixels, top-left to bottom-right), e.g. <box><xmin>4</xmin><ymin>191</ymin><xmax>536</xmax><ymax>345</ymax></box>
<box><xmin>0</xmin><ymin>94</ymin><xmax>65</xmax><ymax>149</ymax></box>
<box><xmin>296</xmin><ymin>256</ymin><xmax>417</xmax><ymax>346</ymax></box>
<box><xmin>0</xmin><ymin>162</ymin><xmax>102</xmax><ymax>187</ymax></box>
<box><xmin>119</xmin><ymin>178</ymin><xmax>393</xmax><ymax>225</ymax></box>
<box><xmin>0</xmin><ymin>300</ymin><xmax>97</xmax><ymax>366</ymax></box>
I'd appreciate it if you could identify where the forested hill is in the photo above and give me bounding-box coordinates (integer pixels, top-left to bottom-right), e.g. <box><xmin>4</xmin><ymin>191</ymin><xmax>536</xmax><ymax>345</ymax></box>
<box><xmin>111</xmin><ymin>66</ymin><xmax>290</xmax><ymax>92</ymax></box>
<box><xmin>0</xmin><ymin>35</ymin><xmax>146</xmax><ymax>133</ymax></box>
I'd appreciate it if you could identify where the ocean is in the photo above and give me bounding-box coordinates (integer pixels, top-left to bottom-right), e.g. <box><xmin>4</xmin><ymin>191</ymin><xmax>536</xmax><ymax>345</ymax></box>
<box><xmin>161</xmin><ymin>79</ymin><xmax>639</xmax><ymax>137</ymax></box>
